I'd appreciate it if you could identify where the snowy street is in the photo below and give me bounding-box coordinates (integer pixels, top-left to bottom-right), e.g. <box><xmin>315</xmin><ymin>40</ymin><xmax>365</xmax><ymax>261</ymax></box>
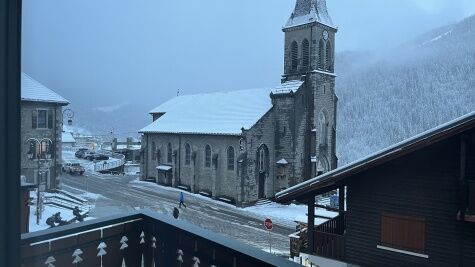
<box><xmin>59</xmin><ymin>170</ymin><xmax>297</xmax><ymax>256</ymax></box>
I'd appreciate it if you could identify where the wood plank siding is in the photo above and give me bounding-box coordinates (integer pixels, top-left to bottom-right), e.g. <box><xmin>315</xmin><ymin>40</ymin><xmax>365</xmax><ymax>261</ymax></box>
<box><xmin>345</xmin><ymin>134</ymin><xmax>475</xmax><ymax>267</ymax></box>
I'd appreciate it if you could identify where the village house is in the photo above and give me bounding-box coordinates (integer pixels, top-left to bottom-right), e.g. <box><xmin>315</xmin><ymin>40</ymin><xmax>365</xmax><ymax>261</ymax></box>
<box><xmin>276</xmin><ymin>112</ymin><xmax>475</xmax><ymax>267</ymax></box>
<box><xmin>21</xmin><ymin>72</ymin><xmax>69</xmax><ymax>190</ymax></box>
<box><xmin>140</xmin><ymin>0</ymin><xmax>339</xmax><ymax>206</ymax></box>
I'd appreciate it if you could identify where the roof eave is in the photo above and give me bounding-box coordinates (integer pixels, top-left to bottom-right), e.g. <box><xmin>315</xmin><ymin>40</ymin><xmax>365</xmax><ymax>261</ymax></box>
<box><xmin>275</xmin><ymin>111</ymin><xmax>475</xmax><ymax>203</ymax></box>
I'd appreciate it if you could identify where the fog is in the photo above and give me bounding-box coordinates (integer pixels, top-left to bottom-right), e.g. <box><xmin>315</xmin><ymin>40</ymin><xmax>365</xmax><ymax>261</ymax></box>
<box><xmin>21</xmin><ymin>0</ymin><xmax>475</xmax><ymax>134</ymax></box>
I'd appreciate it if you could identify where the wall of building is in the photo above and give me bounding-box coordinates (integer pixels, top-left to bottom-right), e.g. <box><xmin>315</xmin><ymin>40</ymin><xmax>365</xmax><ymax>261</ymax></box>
<box><xmin>345</xmin><ymin>135</ymin><xmax>474</xmax><ymax>267</ymax></box>
<box><xmin>20</xmin><ymin>101</ymin><xmax>63</xmax><ymax>190</ymax></box>
<box><xmin>242</xmin><ymin>109</ymin><xmax>276</xmax><ymax>204</ymax></box>
<box><xmin>142</xmin><ymin>133</ymin><xmax>241</xmax><ymax>201</ymax></box>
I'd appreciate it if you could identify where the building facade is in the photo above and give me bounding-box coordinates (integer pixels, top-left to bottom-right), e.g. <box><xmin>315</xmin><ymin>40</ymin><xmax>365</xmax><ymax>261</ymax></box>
<box><xmin>140</xmin><ymin>0</ymin><xmax>338</xmax><ymax>206</ymax></box>
<box><xmin>21</xmin><ymin>73</ymin><xmax>69</xmax><ymax>190</ymax></box>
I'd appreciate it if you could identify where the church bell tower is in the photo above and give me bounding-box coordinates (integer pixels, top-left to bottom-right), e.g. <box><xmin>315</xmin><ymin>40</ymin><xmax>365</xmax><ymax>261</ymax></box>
<box><xmin>283</xmin><ymin>0</ymin><xmax>338</xmax><ymax>177</ymax></box>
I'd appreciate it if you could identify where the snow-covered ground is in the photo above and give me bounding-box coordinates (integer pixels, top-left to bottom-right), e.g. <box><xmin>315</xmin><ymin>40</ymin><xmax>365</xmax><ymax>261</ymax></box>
<box><xmin>130</xmin><ymin>179</ymin><xmax>337</xmax><ymax>229</ymax></box>
<box><xmin>29</xmin><ymin>204</ymin><xmax>74</xmax><ymax>233</ymax></box>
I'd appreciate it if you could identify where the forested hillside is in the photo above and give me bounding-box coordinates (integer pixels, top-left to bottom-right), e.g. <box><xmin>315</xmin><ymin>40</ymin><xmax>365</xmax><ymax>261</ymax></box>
<box><xmin>335</xmin><ymin>14</ymin><xmax>475</xmax><ymax>165</ymax></box>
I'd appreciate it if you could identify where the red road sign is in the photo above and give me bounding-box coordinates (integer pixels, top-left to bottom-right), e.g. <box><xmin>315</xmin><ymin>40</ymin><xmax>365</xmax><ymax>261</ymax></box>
<box><xmin>264</xmin><ymin>218</ymin><xmax>273</xmax><ymax>230</ymax></box>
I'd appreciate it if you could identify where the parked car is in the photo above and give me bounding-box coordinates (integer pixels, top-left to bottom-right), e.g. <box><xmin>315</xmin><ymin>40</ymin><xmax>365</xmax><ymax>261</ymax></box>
<box><xmin>62</xmin><ymin>163</ymin><xmax>85</xmax><ymax>175</ymax></box>
<box><xmin>75</xmin><ymin>148</ymin><xmax>88</xmax><ymax>158</ymax></box>
<box><xmin>92</xmin><ymin>154</ymin><xmax>109</xmax><ymax>161</ymax></box>
<box><xmin>84</xmin><ymin>152</ymin><xmax>96</xmax><ymax>161</ymax></box>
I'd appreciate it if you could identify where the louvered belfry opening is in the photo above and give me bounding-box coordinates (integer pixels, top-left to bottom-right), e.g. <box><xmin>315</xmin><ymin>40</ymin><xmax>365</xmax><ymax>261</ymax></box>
<box><xmin>291</xmin><ymin>41</ymin><xmax>299</xmax><ymax>72</ymax></box>
<box><xmin>302</xmin><ymin>39</ymin><xmax>310</xmax><ymax>71</ymax></box>
<box><xmin>319</xmin><ymin>39</ymin><xmax>325</xmax><ymax>70</ymax></box>
<box><xmin>326</xmin><ymin>41</ymin><xmax>333</xmax><ymax>72</ymax></box>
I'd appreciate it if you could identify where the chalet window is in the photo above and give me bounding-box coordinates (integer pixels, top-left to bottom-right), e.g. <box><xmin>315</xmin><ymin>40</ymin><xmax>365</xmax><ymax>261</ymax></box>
<box><xmin>227</xmin><ymin>146</ymin><xmax>235</xmax><ymax>171</ymax></box>
<box><xmin>167</xmin><ymin>143</ymin><xmax>173</xmax><ymax>163</ymax></box>
<box><xmin>151</xmin><ymin>142</ymin><xmax>157</xmax><ymax>161</ymax></box>
<box><xmin>380</xmin><ymin>212</ymin><xmax>426</xmax><ymax>254</ymax></box>
<box><xmin>302</xmin><ymin>39</ymin><xmax>310</xmax><ymax>70</ymax></box>
<box><xmin>185</xmin><ymin>143</ymin><xmax>191</xmax><ymax>166</ymax></box>
<box><xmin>319</xmin><ymin>39</ymin><xmax>325</xmax><ymax>70</ymax></box>
<box><xmin>205</xmin><ymin>145</ymin><xmax>211</xmax><ymax>168</ymax></box>
<box><xmin>291</xmin><ymin>41</ymin><xmax>298</xmax><ymax>71</ymax></box>
<box><xmin>36</xmin><ymin>109</ymin><xmax>48</xmax><ymax>129</ymax></box>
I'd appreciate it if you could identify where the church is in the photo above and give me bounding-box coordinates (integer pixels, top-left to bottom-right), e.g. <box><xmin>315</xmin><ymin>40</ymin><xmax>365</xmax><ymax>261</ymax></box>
<box><xmin>139</xmin><ymin>0</ymin><xmax>338</xmax><ymax>206</ymax></box>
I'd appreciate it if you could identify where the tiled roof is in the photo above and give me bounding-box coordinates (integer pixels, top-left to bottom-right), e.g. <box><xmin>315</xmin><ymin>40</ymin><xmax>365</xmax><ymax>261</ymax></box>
<box><xmin>21</xmin><ymin>73</ymin><xmax>69</xmax><ymax>105</ymax></box>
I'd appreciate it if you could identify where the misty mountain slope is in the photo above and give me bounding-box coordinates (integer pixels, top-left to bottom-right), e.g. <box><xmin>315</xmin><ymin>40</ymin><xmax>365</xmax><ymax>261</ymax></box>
<box><xmin>335</xmin><ymin>14</ymin><xmax>475</xmax><ymax>165</ymax></box>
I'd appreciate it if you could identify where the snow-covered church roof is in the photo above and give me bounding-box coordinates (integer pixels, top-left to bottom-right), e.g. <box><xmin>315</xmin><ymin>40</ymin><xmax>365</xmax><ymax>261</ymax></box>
<box><xmin>141</xmin><ymin>88</ymin><xmax>274</xmax><ymax>136</ymax></box>
<box><xmin>284</xmin><ymin>0</ymin><xmax>334</xmax><ymax>30</ymax></box>
<box><xmin>21</xmin><ymin>73</ymin><xmax>69</xmax><ymax>105</ymax></box>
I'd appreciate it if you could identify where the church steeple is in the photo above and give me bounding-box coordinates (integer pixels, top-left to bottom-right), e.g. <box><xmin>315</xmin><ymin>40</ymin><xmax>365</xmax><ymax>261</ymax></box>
<box><xmin>285</xmin><ymin>0</ymin><xmax>334</xmax><ymax>29</ymax></box>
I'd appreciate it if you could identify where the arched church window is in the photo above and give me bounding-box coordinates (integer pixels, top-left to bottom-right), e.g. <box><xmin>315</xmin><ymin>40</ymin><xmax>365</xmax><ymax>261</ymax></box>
<box><xmin>205</xmin><ymin>145</ymin><xmax>211</xmax><ymax>168</ymax></box>
<box><xmin>302</xmin><ymin>39</ymin><xmax>310</xmax><ymax>70</ymax></box>
<box><xmin>326</xmin><ymin>41</ymin><xmax>333</xmax><ymax>72</ymax></box>
<box><xmin>319</xmin><ymin>112</ymin><xmax>329</xmax><ymax>145</ymax></box>
<box><xmin>258</xmin><ymin>145</ymin><xmax>268</xmax><ymax>173</ymax></box>
<box><xmin>185</xmin><ymin>143</ymin><xmax>191</xmax><ymax>166</ymax></box>
<box><xmin>291</xmin><ymin>41</ymin><xmax>298</xmax><ymax>72</ymax></box>
<box><xmin>167</xmin><ymin>143</ymin><xmax>173</xmax><ymax>163</ymax></box>
<box><xmin>227</xmin><ymin>146</ymin><xmax>235</xmax><ymax>171</ymax></box>
<box><xmin>319</xmin><ymin>39</ymin><xmax>325</xmax><ymax>70</ymax></box>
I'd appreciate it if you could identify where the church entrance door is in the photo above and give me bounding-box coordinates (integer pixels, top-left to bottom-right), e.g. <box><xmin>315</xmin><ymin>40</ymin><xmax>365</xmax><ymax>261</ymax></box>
<box><xmin>258</xmin><ymin>173</ymin><xmax>266</xmax><ymax>198</ymax></box>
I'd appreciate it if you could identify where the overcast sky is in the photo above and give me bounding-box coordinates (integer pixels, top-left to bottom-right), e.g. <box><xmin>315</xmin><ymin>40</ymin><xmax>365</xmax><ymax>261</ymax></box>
<box><xmin>22</xmin><ymin>0</ymin><xmax>475</xmax><ymax>110</ymax></box>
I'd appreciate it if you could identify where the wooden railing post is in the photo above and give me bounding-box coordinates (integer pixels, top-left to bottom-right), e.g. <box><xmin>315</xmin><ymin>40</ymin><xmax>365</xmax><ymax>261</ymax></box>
<box><xmin>308</xmin><ymin>196</ymin><xmax>315</xmax><ymax>253</ymax></box>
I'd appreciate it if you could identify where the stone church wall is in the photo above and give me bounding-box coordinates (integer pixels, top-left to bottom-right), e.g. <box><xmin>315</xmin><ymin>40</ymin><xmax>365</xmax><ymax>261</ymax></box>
<box><xmin>143</xmin><ymin>133</ymin><xmax>240</xmax><ymax>201</ymax></box>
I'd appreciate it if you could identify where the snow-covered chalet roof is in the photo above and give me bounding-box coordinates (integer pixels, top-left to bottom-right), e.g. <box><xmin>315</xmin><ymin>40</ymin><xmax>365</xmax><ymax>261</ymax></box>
<box><xmin>276</xmin><ymin>111</ymin><xmax>475</xmax><ymax>203</ymax></box>
<box><xmin>284</xmin><ymin>0</ymin><xmax>334</xmax><ymax>30</ymax></box>
<box><xmin>141</xmin><ymin>88</ymin><xmax>274</xmax><ymax>136</ymax></box>
<box><xmin>21</xmin><ymin>73</ymin><xmax>69</xmax><ymax>105</ymax></box>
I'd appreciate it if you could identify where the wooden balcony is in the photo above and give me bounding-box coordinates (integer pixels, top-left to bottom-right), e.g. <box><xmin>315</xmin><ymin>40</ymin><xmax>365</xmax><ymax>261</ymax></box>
<box><xmin>313</xmin><ymin>214</ymin><xmax>345</xmax><ymax>261</ymax></box>
<box><xmin>21</xmin><ymin>211</ymin><xmax>300</xmax><ymax>267</ymax></box>
<box><xmin>289</xmin><ymin>214</ymin><xmax>346</xmax><ymax>261</ymax></box>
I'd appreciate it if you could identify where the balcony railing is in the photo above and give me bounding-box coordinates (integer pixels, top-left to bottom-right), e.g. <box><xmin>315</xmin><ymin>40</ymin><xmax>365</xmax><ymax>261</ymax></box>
<box><xmin>21</xmin><ymin>211</ymin><xmax>300</xmax><ymax>267</ymax></box>
<box><xmin>313</xmin><ymin>214</ymin><xmax>345</xmax><ymax>261</ymax></box>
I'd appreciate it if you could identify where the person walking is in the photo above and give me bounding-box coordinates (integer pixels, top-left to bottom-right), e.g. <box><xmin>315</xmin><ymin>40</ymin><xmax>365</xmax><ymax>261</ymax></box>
<box><xmin>179</xmin><ymin>192</ymin><xmax>186</xmax><ymax>208</ymax></box>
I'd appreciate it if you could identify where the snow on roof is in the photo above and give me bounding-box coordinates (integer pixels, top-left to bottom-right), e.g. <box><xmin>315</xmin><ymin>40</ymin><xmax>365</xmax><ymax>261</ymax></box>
<box><xmin>284</xmin><ymin>0</ymin><xmax>335</xmax><ymax>30</ymax></box>
<box><xmin>276</xmin><ymin>111</ymin><xmax>475</xmax><ymax>201</ymax></box>
<box><xmin>276</xmin><ymin>159</ymin><xmax>289</xmax><ymax>165</ymax></box>
<box><xmin>271</xmin><ymin>80</ymin><xmax>304</xmax><ymax>95</ymax></box>
<box><xmin>61</xmin><ymin>132</ymin><xmax>76</xmax><ymax>143</ymax></box>
<box><xmin>21</xmin><ymin>73</ymin><xmax>69</xmax><ymax>105</ymax></box>
<box><xmin>157</xmin><ymin>165</ymin><xmax>172</xmax><ymax>171</ymax></box>
<box><xmin>141</xmin><ymin>88</ymin><xmax>273</xmax><ymax>135</ymax></box>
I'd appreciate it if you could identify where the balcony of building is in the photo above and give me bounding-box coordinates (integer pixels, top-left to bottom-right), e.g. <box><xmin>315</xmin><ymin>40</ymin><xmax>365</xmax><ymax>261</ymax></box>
<box><xmin>21</xmin><ymin>210</ymin><xmax>300</xmax><ymax>267</ymax></box>
<box><xmin>290</xmin><ymin>214</ymin><xmax>346</xmax><ymax>262</ymax></box>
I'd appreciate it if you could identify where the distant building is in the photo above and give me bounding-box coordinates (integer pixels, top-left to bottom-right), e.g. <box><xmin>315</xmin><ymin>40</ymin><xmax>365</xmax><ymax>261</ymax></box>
<box><xmin>21</xmin><ymin>73</ymin><xmax>69</xmax><ymax>190</ymax></box>
<box><xmin>276</xmin><ymin>112</ymin><xmax>475</xmax><ymax>267</ymax></box>
<box><xmin>140</xmin><ymin>0</ymin><xmax>338</xmax><ymax>206</ymax></box>
<box><xmin>102</xmin><ymin>137</ymin><xmax>141</xmax><ymax>163</ymax></box>
<box><xmin>61</xmin><ymin>132</ymin><xmax>76</xmax><ymax>148</ymax></box>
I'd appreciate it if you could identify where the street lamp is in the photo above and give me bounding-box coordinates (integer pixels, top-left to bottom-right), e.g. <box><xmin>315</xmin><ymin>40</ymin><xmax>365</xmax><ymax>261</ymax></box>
<box><xmin>26</xmin><ymin>138</ymin><xmax>53</xmax><ymax>225</ymax></box>
<box><xmin>62</xmin><ymin>108</ymin><xmax>74</xmax><ymax>126</ymax></box>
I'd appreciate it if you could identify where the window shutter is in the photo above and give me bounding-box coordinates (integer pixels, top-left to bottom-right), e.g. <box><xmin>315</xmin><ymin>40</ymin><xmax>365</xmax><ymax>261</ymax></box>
<box><xmin>32</xmin><ymin>110</ymin><xmax>37</xmax><ymax>129</ymax></box>
<box><xmin>47</xmin><ymin>111</ymin><xmax>53</xmax><ymax>129</ymax></box>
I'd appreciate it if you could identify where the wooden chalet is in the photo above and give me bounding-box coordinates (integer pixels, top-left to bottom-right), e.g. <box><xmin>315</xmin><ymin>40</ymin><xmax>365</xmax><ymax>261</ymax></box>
<box><xmin>276</xmin><ymin>112</ymin><xmax>475</xmax><ymax>267</ymax></box>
